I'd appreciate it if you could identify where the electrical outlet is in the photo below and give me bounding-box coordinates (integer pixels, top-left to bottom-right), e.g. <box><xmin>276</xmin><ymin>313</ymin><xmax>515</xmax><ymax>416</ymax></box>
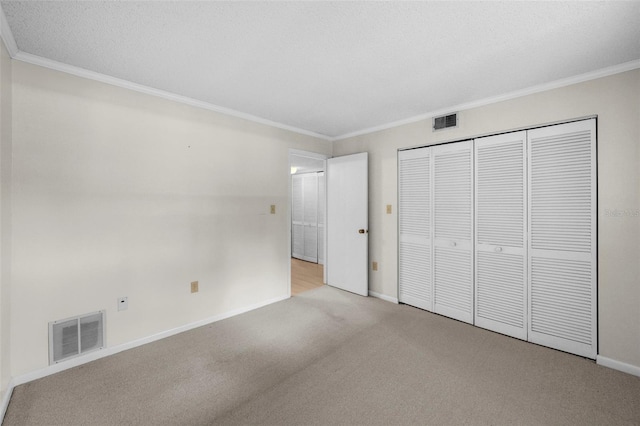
<box><xmin>386</xmin><ymin>204</ymin><xmax>392</xmax><ymax>214</ymax></box>
<box><xmin>191</xmin><ymin>281</ymin><xmax>199</xmax><ymax>293</ymax></box>
<box><xmin>372</xmin><ymin>261</ymin><xmax>378</xmax><ymax>271</ymax></box>
<box><xmin>118</xmin><ymin>297</ymin><xmax>128</xmax><ymax>311</ymax></box>
<box><xmin>270</xmin><ymin>204</ymin><xmax>276</xmax><ymax>214</ymax></box>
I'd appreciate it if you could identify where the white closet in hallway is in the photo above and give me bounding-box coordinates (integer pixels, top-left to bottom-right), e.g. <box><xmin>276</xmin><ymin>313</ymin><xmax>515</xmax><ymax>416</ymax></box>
<box><xmin>292</xmin><ymin>172</ymin><xmax>325</xmax><ymax>264</ymax></box>
<box><xmin>398</xmin><ymin>118</ymin><xmax>597</xmax><ymax>359</ymax></box>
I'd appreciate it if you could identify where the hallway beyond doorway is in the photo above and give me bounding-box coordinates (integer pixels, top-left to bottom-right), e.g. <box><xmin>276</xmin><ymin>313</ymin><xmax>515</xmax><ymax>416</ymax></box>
<box><xmin>291</xmin><ymin>258</ymin><xmax>323</xmax><ymax>295</ymax></box>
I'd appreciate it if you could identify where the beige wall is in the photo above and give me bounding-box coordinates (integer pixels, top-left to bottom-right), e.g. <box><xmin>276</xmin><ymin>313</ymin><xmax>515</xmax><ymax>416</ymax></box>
<box><xmin>334</xmin><ymin>69</ymin><xmax>640</xmax><ymax>369</ymax></box>
<box><xmin>3</xmin><ymin>54</ymin><xmax>639</xmax><ymax>381</ymax></box>
<box><xmin>0</xmin><ymin>41</ymin><xmax>12</xmax><ymax>399</ymax></box>
<box><xmin>9</xmin><ymin>61</ymin><xmax>331</xmax><ymax>376</ymax></box>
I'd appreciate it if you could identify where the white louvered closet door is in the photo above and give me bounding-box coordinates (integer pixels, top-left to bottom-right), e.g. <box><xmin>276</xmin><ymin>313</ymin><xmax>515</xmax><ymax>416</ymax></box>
<box><xmin>303</xmin><ymin>173</ymin><xmax>319</xmax><ymax>262</ymax></box>
<box><xmin>528</xmin><ymin>119</ymin><xmax>597</xmax><ymax>359</ymax></box>
<box><xmin>317</xmin><ymin>172</ymin><xmax>326</xmax><ymax>265</ymax></box>
<box><xmin>291</xmin><ymin>174</ymin><xmax>305</xmax><ymax>260</ymax></box>
<box><xmin>398</xmin><ymin>148</ymin><xmax>433</xmax><ymax>311</ymax></box>
<box><xmin>475</xmin><ymin>132</ymin><xmax>527</xmax><ymax>340</ymax></box>
<box><xmin>433</xmin><ymin>141</ymin><xmax>474</xmax><ymax>324</ymax></box>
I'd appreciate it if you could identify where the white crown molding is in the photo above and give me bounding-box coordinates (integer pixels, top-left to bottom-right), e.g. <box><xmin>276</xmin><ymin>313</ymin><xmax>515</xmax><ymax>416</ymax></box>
<box><xmin>0</xmin><ymin>3</ymin><xmax>18</xmax><ymax>57</ymax></box>
<box><xmin>333</xmin><ymin>59</ymin><xmax>640</xmax><ymax>142</ymax></box>
<box><xmin>11</xmin><ymin>50</ymin><xmax>332</xmax><ymax>142</ymax></box>
<box><xmin>0</xmin><ymin>1</ymin><xmax>330</xmax><ymax>141</ymax></box>
<box><xmin>2</xmin><ymin>0</ymin><xmax>638</xmax><ymax>145</ymax></box>
<box><xmin>0</xmin><ymin>5</ymin><xmax>329</xmax><ymax>142</ymax></box>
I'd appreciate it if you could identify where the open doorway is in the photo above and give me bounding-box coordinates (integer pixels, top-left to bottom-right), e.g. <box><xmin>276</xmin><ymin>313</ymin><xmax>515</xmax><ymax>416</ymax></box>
<box><xmin>289</xmin><ymin>150</ymin><xmax>327</xmax><ymax>296</ymax></box>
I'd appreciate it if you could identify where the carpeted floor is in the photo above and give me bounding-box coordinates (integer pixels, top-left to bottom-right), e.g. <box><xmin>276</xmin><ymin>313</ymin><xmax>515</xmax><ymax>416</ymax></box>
<box><xmin>4</xmin><ymin>286</ymin><xmax>640</xmax><ymax>425</ymax></box>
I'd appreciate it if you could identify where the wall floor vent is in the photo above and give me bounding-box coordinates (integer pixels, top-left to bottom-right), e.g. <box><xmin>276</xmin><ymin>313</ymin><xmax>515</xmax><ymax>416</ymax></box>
<box><xmin>49</xmin><ymin>311</ymin><xmax>105</xmax><ymax>364</ymax></box>
<box><xmin>433</xmin><ymin>113</ymin><xmax>458</xmax><ymax>131</ymax></box>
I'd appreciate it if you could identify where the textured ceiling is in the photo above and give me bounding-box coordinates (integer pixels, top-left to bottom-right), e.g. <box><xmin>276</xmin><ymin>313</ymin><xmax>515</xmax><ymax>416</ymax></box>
<box><xmin>1</xmin><ymin>1</ymin><xmax>639</xmax><ymax>139</ymax></box>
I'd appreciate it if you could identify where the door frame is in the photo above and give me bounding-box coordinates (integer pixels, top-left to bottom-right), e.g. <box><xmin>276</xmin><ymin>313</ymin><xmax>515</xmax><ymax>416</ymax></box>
<box><xmin>288</xmin><ymin>149</ymin><xmax>329</xmax><ymax>298</ymax></box>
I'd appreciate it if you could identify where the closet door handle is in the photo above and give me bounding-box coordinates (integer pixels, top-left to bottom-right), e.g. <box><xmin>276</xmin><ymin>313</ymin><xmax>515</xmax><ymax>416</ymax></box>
<box><xmin>495</xmin><ymin>246</ymin><xmax>503</xmax><ymax>253</ymax></box>
<box><xmin>450</xmin><ymin>241</ymin><xmax>457</xmax><ymax>247</ymax></box>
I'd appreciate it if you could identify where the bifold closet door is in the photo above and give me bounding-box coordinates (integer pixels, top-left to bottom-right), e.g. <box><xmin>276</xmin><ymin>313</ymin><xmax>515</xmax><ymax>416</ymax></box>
<box><xmin>433</xmin><ymin>141</ymin><xmax>474</xmax><ymax>324</ymax></box>
<box><xmin>291</xmin><ymin>173</ymin><xmax>320</xmax><ymax>263</ymax></box>
<box><xmin>528</xmin><ymin>119</ymin><xmax>597</xmax><ymax>359</ymax></box>
<box><xmin>317</xmin><ymin>172</ymin><xmax>326</xmax><ymax>265</ymax></box>
<box><xmin>475</xmin><ymin>132</ymin><xmax>527</xmax><ymax>340</ymax></box>
<box><xmin>398</xmin><ymin>148</ymin><xmax>432</xmax><ymax>311</ymax></box>
<box><xmin>303</xmin><ymin>173</ymin><xmax>319</xmax><ymax>262</ymax></box>
<box><xmin>292</xmin><ymin>174</ymin><xmax>305</xmax><ymax>260</ymax></box>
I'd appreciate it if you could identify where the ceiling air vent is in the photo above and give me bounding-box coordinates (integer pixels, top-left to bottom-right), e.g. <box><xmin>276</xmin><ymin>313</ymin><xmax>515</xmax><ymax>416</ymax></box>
<box><xmin>49</xmin><ymin>311</ymin><xmax>105</xmax><ymax>364</ymax></box>
<box><xmin>433</xmin><ymin>113</ymin><xmax>458</xmax><ymax>131</ymax></box>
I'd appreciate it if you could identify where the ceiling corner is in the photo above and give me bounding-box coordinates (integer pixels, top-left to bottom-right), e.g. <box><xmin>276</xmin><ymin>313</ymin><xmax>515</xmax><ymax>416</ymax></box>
<box><xmin>0</xmin><ymin>3</ymin><xmax>19</xmax><ymax>57</ymax></box>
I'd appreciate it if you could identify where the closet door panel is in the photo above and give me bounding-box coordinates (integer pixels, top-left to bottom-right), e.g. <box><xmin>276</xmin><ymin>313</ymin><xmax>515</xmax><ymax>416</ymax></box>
<box><xmin>317</xmin><ymin>172</ymin><xmax>326</xmax><ymax>265</ymax></box>
<box><xmin>398</xmin><ymin>148</ymin><xmax>432</xmax><ymax>311</ymax></box>
<box><xmin>475</xmin><ymin>131</ymin><xmax>527</xmax><ymax>340</ymax></box>
<box><xmin>303</xmin><ymin>174</ymin><xmax>319</xmax><ymax>262</ymax></box>
<box><xmin>291</xmin><ymin>174</ymin><xmax>305</xmax><ymax>260</ymax></box>
<box><xmin>528</xmin><ymin>119</ymin><xmax>597</xmax><ymax>359</ymax></box>
<box><xmin>433</xmin><ymin>141</ymin><xmax>473</xmax><ymax>324</ymax></box>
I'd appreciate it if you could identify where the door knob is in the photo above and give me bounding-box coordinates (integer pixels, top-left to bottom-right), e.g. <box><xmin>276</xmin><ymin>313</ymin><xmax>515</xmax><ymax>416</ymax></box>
<box><xmin>450</xmin><ymin>241</ymin><xmax>457</xmax><ymax>247</ymax></box>
<box><xmin>358</xmin><ymin>229</ymin><xmax>368</xmax><ymax>234</ymax></box>
<box><xmin>495</xmin><ymin>247</ymin><xmax>503</xmax><ymax>253</ymax></box>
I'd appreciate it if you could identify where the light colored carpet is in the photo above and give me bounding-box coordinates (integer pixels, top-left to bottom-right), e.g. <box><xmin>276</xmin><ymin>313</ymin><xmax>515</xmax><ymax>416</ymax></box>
<box><xmin>4</xmin><ymin>286</ymin><xmax>640</xmax><ymax>425</ymax></box>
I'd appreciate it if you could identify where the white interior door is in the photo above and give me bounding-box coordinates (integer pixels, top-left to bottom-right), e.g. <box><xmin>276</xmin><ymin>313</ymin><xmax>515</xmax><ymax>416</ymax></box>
<box><xmin>475</xmin><ymin>131</ymin><xmax>527</xmax><ymax>340</ymax></box>
<box><xmin>327</xmin><ymin>152</ymin><xmax>368</xmax><ymax>296</ymax></box>
<box><xmin>432</xmin><ymin>141</ymin><xmax>474</xmax><ymax>324</ymax></box>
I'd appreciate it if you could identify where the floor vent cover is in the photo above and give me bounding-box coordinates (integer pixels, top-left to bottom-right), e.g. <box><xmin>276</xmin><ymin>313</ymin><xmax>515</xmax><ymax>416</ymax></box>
<box><xmin>49</xmin><ymin>311</ymin><xmax>105</xmax><ymax>364</ymax></box>
<box><xmin>433</xmin><ymin>113</ymin><xmax>458</xmax><ymax>131</ymax></box>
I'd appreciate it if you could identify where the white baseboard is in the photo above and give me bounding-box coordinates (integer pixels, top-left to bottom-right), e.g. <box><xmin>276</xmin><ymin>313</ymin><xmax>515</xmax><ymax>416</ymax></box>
<box><xmin>11</xmin><ymin>294</ymin><xmax>289</xmax><ymax>388</ymax></box>
<box><xmin>596</xmin><ymin>355</ymin><xmax>640</xmax><ymax>377</ymax></box>
<box><xmin>369</xmin><ymin>291</ymin><xmax>398</xmax><ymax>304</ymax></box>
<box><xmin>0</xmin><ymin>379</ymin><xmax>14</xmax><ymax>423</ymax></box>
